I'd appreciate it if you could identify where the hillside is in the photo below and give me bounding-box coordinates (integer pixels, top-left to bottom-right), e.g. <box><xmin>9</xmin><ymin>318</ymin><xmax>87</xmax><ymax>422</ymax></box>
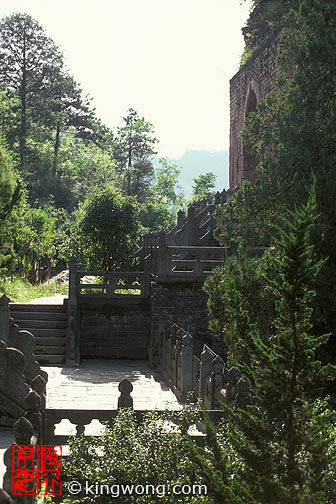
<box><xmin>153</xmin><ymin>150</ymin><xmax>229</xmax><ymax>198</ymax></box>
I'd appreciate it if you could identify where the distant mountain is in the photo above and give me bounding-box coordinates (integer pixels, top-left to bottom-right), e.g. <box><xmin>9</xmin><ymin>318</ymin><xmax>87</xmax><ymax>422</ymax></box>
<box><xmin>152</xmin><ymin>149</ymin><xmax>229</xmax><ymax>198</ymax></box>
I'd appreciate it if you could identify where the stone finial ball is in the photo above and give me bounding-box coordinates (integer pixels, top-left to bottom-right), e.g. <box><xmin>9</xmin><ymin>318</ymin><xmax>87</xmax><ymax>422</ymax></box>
<box><xmin>118</xmin><ymin>378</ymin><xmax>133</xmax><ymax>394</ymax></box>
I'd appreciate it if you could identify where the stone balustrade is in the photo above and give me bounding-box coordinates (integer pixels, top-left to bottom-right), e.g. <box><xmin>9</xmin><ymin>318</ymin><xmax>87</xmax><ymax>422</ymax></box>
<box><xmin>2</xmin><ymin>384</ymin><xmax>44</xmax><ymax>504</ymax></box>
<box><xmin>156</xmin><ymin>324</ymin><xmax>251</xmax><ymax>409</ymax></box>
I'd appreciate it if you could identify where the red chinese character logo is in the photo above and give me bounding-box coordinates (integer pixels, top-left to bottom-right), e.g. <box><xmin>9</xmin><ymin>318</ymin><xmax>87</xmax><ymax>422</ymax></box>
<box><xmin>12</xmin><ymin>445</ymin><xmax>62</xmax><ymax>495</ymax></box>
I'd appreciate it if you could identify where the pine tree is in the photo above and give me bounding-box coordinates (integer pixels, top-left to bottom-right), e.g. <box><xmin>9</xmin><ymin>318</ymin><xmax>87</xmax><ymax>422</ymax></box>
<box><xmin>195</xmin><ymin>187</ymin><xmax>336</xmax><ymax>503</ymax></box>
<box><xmin>0</xmin><ymin>139</ymin><xmax>20</xmax><ymax>274</ymax></box>
<box><xmin>223</xmin><ymin>187</ymin><xmax>336</xmax><ymax>502</ymax></box>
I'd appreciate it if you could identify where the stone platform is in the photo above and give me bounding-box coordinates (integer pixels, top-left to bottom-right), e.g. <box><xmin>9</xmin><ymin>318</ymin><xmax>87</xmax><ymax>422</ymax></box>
<box><xmin>0</xmin><ymin>359</ymin><xmax>181</xmax><ymax>484</ymax></box>
<box><xmin>44</xmin><ymin>359</ymin><xmax>180</xmax><ymax>410</ymax></box>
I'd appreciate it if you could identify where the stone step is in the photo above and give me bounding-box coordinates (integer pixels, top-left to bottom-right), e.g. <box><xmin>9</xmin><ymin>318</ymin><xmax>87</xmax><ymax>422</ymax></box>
<box><xmin>10</xmin><ymin>303</ymin><xmax>65</xmax><ymax>313</ymax></box>
<box><xmin>10</xmin><ymin>311</ymin><xmax>66</xmax><ymax>321</ymax></box>
<box><xmin>35</xmin><ymin>336</ymin><xmax>66</xmax><ymax>346</ymax></box>
<box><xmin>15</xmin><ymin>319</ymin><xmax>66</xmax><ymax>329</ymax></box>
<box><xmin>23</xmin><ymin>328</ymin><xmax>66</xmax><ymax>338</ymax></box>
<box><xmin>36</xmin><ymin>354</ymin><xmax>66</xmax><ymax>365</ymax></box>
<box><xmin>35</xmin><ymin>346</ymin><xmax>66</xmax><ymax>355</ymax></box>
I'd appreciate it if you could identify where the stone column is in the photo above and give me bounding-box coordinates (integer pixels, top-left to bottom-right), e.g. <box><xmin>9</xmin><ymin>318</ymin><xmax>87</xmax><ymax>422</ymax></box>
<box><xmin>187</xmin><ymin>205</ymin><xmax>196</xmax><ymax>245</ymax></box>
<box><xmin>226</xmin><ymin>366</ymin><xmax>242</xmax><ymax>408</ymax></box>
<box><xmin>158</xmin><ymin>230</ymin><xmax>168</xmax><ymax>278</ymax></box>
<box><xmin>180</xmin><ymin>332</ymin><xmax>193</xmax><ymax>398</ymax></box>
<box><xmin>24</xmin><ymin>390</ymin><xmax>42</xmax><ymax>444</ymax></box>
<box><xmin>209</xmin><ymin>356</ymin><xmax>225</xmax><ymax>409</ymax></box>
<box><xmin>199</xmin><ymin>347</ymin><xmax>213</xmax><ymax>402</ymax></box>
<box><xmin>235</xmin><ymin>376</ymin><xmax>252</xmax><ymax>410</ymax></box>
<box><xmin>68</xmin><ymin>255</ymin><xmax>79</xmax><ymax>366</ymax></box>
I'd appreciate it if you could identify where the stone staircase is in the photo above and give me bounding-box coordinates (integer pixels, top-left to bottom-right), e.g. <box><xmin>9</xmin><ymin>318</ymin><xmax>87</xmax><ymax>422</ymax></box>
<box><xmin>9</xmin><ymin>303</ymin><xmax>67</xmax><ymax>365</ymax></box>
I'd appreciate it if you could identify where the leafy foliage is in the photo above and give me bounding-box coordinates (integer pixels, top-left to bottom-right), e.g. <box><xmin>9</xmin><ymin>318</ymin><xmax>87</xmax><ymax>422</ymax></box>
<box><xmin>62</xmin><ymin>408</ymin><xmax>210</xmax><ymax>504</ymax></box>
<box><xmin>240</xmin><ymin>0</ymin><xmax>292</xmax><ymax>65</ymax></box>
<box><xmin>114</xmin><ymin>108</ymin><xmax>158</xmax><ymax>200</ymax></box>
<box><xmin>204</xmin><ymin>256</ymin><xmax>276</xmax><ymax>363</ymax></box>
<box><xmin>199</xmin><ymin>189</ymin><xmax>336</xmax><ymax>503</ymax></box>
<box><xmin>0</xmin><ymin>138</ymin><xmax>20</xmax><ymax>275</ymax></box>
<box><xmin>223</xmin><ymin>0</ymin><xmax>336</xmax><ymax>380</ymax></box>
<box><xmin>191</xmin><ymin>173</ymin><xmax>216</xmax><ymax>204</ymax></box>
<box><xmin>75</xmin><ymin>186</ymin><xmax>139</xmax><ymax>270</ymax></box>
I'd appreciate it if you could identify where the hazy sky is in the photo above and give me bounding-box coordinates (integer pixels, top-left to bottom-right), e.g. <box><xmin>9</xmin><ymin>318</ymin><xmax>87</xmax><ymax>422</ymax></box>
<box><xmin>0</xmin><ymin>1</ymin><xmax>251</xmax><ymax>158</ymax></box>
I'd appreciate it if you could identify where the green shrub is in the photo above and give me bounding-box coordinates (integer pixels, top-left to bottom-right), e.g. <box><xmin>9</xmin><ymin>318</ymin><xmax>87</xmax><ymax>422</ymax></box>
<box><xmin>61</xmin><ymin>408</ymin><xmax>211</xmax><ymax>504</ymax></box>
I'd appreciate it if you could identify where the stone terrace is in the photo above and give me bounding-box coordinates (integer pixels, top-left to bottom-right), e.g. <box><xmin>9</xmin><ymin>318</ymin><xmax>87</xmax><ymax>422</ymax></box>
<box><xmin>0</xmin><ymin>359</ymin><xmax>181</xmax><ymax>483</ymax></box>
<box><xmin>44</xmin><ymin>359</ymin><xmax>181</xmax><ymax>410</ymax></box>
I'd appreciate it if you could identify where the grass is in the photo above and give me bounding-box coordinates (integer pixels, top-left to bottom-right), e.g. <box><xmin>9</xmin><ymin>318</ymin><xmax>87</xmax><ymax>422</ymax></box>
<box><xmin>0</xmin><ymin>277</ymin><xmax>68</xmax><ymax>303</ymax></box>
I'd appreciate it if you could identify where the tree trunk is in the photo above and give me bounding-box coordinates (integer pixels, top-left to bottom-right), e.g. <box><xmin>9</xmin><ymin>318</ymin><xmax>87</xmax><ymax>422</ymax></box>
<box><xmin>19</xmin><ymin>34</ymin><xmax>27</xmax><ymax>171</ymax></box>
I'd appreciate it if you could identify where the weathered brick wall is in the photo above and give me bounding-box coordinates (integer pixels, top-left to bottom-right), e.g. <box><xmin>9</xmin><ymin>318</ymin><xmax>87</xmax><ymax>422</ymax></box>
<box><xmin>150</xmin><ymin>283</ymin><xmax>211</xmax><ymax>362</ymax></box>
<box><xmin>229</xmin><ymin>33</ymin><xmax>279</xmax><ymax>187</ymax></box>
<box><xmin>79</xmin><ymin>298</ymin><xmax>150</xmax><ymax>359</ymax></box>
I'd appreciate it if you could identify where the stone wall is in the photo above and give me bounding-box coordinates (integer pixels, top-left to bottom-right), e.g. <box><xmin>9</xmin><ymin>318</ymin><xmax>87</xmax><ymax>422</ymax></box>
<box><xmin>229</xmin><ymin>32</ymin><xmax>280</xmax><ymax>187</ymax></box>
<box><xmin>79</xmin><ymin>298</ymin><xmax>150</xmax><ymax>359</ymax></box>
<box><xmin>150</xmin><ymin>283</ymin><xmax>210</xmax><ymax>363</ymax></box>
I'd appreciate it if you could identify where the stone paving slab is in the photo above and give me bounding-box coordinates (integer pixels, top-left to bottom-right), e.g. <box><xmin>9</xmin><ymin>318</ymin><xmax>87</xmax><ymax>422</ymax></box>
<box><xmin>43</xmin><ymin>359</ymin><xmax>181</xmax><ymax>411</ymax></box>
<box><xmin>0</xmin><ymin>360</ymin><xmax>195</xmax><ymax>485</ymax></box>
<box><xmin>26</xmin><ymin>294</ymin><xmax>68</xmax><ymax>304</ymax></box>
<box><xmin>43</xmin><ymin>359</ymin><xmax>182</xmax><ymax>439</ymax></box>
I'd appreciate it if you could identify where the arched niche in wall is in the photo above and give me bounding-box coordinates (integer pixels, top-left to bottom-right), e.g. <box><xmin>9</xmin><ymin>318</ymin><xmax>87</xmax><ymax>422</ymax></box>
<box><xmin>243</xmin><ymin>79</ymin><xmax>259</xmax><ymax>183</ymax></box>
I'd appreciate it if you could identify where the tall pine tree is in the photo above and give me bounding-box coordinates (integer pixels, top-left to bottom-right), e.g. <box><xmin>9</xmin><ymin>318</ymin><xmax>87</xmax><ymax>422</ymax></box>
<box><xmin>194</xmin><ymin>187</ymin><xmax>336</xmax><ymax>503</ymax></box>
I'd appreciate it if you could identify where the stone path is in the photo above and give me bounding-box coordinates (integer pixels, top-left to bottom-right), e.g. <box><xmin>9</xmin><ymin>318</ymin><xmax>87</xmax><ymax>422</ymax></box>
<box><xmin>0</xmin><ymin>359</ymin><xmax>181</xmax><ymax>484</ymax></box>
<box><xmin>44</xmin><ymin>359</ymin><xmax>180</xmax><ymax>410</ymax></box>
<box><xmin>26</xmin><ymin>294</ymin><xmax>67</xmax><ymax>304</ymax></box>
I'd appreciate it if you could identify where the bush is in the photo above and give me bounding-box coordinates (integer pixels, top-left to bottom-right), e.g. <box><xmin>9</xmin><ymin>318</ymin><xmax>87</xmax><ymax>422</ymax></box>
<box><xmin>61</xmin><ymin>408</ymin><xmax>211</xmax><ymax>504</ymax></box>
<box><xmin>75</xmin><ymin>186</ymin><xmax>139</xmax><ymax>271</ymax></box>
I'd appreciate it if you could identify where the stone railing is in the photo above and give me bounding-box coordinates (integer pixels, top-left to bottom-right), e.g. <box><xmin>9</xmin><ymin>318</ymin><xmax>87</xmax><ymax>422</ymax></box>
<box><xmin>69</xmin><ymin>257</ymin><xmax>151</xmax><ymax>299</ymax></box>
<box><xmin>43</xmin><ymin>378</ymin><xmax>225</xmax><ymax>447</ymax></box>
<box><xmin>0</xmin><ymin>295</ymin><xmax>48</xmax><ymax>387</ymax></box>
<box><xmin>151</xmin><ymin>242</ymin><xmax>227</xmax><ymax>282</ymax></box>
<box><xmin>135</xmin><ymin>188</ymin><xmax>236</xmax><ymax>269</ymax></box>
<box><xmin>2</xmin><ymin>385</ymin><xmax>46</xmax><ymax>504</ymax></box>
<box><xmin>156</xmin><ymin>324</ymin><xmax>251</xmax><ymax>409</ymax></box>
<box><xmin>0</xmin><ymin>321</ymin><xmax>47</xmax><ymax>428</ymax></box>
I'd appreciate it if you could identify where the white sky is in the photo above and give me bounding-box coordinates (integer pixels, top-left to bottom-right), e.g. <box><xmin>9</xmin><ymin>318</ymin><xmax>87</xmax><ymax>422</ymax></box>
<box><xmin>0</xmin><ymin>0</ymin><xmax>251</xmax><ymax>158</ymax></box>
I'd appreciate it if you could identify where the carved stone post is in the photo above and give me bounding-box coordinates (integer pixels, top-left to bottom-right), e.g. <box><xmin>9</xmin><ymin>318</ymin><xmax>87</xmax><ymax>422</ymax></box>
<box><xmin>158</xmin><ymin>230</ymin><xmax>168</xmax><ymax>278</ymax></box>
<box><xmin>169</xmin><ymin>324</ymin><xmax>179</xmax><ymax>381</ymax></box>
<box><xmin>3</xmin><ymin>416</ymin><xmax>34</xmax><ymax>501</ymax></box>
<box><xmin>209</xmin><ymin>356</ymin><xmax>225</xmax><ymax>409</ymax></box>
<box><xmin>187</xmin><ymin>205</ymin><xmax>196</xmax><ymax>245</ymax></box>
<box><xmin>143</xmin><ymin>254</ymin><xmax>151</xmax><ymax>299</ymax></box>
<box><xmin>118</xmin><ymin>378</ymin><xmax>133</xmax><ymax>409</ymax></box>
<box><xmin>175</xmin><ymin>328</ymin><xmax>185</xmax><ymax>387</ymax></box>
<box><xmin>24</xmin><ymin>391</ymin><xmax>42</xmax><ymax>444</ymax></box>
<box><xmin>199</xmin><ymin>347</ymin><xmax>213</xmax><ymax>402</ymax></box>
<box><xmin>31</xmin><ymin>375</ymin><xmax>47</xmax><ymax>410</ymax></box>
<box><xmin>0</xmin><ymin>294</ymin><xmax>11</xmax><ymax>344</ymax></box>
<box><xmin>226</xmin><ymin>366</ymin><xmax>242</xmax><ymax>408</ymax></box>
<box><xmin>180</xmin><ymin>332</ymin><xmax>193</xmax><ymax>398</ymax></box>
<box><xmin>194</xmin><ymin>253</ymin><xmax>202</xmax><ymax>277</ymax></box>
<box><xmin>0</xmin><ymin>489</ymin><xmax>13</xmax><ymax>504</ymax></box>
<box><xmin>177</xmin><ymin>209</ymin><xmax>185</xmax><ymax>227</ymax></box>
<box><xmin>68</xmin><ymin>255</ymin><xmax>79</xmax><ymax>366</ymax></box>
<box><xmin>235</xmin><ymin>376</ymin><xmax>252</xmax><ymax>410</ymax></box>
